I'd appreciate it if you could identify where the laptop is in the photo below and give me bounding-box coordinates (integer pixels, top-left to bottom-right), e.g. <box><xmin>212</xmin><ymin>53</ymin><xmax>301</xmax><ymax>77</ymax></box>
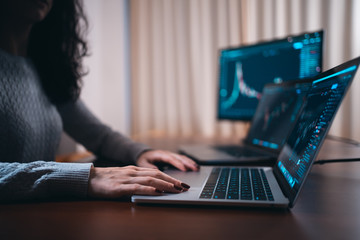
<box><xmin>179</xmin><ymin>31</ymin><xmax>324</xmax><ymax>164</ymax></box>
<box><xmin>179</xmin><ymin>80</ymin><xmax>312</xmax><ymax>164</ymax></box>
<box><xmin>132</xmin><ymin>57</ymin><xmax>360</xmax><ymax>208</ymax></box>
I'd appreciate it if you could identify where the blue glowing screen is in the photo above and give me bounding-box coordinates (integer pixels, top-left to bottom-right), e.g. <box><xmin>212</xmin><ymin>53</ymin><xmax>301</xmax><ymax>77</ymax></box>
<box><xmin>276</xmin><ymin>64</ymin><xmax>358</xmax><ymax>192</ymax></box>
<box><xmin>218</xmin><ymin>31</ymin><xmax>323</xmax><ymax>120</ymax></box>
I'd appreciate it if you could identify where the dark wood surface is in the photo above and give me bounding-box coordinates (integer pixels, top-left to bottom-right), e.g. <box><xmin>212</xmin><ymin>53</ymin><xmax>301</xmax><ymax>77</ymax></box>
<box><xmin>1</xmin><ymin>137</ymin><xmax>360</xmax><ymax>240</ymax></box>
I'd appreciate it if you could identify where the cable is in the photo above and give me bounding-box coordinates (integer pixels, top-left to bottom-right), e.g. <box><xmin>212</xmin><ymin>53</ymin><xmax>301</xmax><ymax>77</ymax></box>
<box><xmin>312</xmin><ymin>135</ymin><xmax>360</xmax><ymax>164</ymax></box>
<box><xmin>314</xmin><ymin>158</ymin><xmax>360</xmax><ymax>165</ymax></box>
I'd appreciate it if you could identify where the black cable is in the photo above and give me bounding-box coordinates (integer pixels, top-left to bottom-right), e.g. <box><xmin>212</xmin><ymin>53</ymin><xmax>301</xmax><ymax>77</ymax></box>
<box><xmin>314</xmin><ymin>158</ymin><xmax>360</xmax><ymax>165</ymax></box>
<box><xmin>313</xmin><ymin>135</ymin><xmax>360</xmax><ymax>164</ymax></box>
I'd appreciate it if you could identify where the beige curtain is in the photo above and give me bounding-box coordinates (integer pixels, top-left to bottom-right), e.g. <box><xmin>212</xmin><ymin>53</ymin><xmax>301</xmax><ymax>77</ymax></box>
<box><xmin>82</xmin><ymin>0</ymin><xmax>131</xmax><ymax>135</ymax></box>
<box><xmin>130</xmin><ymin>0</ymin><xmax>360</xmax><ymax>141</ymax></box>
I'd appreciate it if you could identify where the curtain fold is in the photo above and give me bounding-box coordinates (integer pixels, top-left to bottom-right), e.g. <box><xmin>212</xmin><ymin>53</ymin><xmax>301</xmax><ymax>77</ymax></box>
<box><xmin>130</xmin><ymin>0</ymin><xmax>360</xmax><ymax>141</ymax></box>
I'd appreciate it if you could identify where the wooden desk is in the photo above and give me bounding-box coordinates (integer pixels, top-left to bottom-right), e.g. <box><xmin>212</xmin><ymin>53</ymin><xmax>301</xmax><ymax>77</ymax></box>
<box><xmin>1</xmin><ymin>137</ymin><xmax>360</xmax><ymax>240</ymax></box>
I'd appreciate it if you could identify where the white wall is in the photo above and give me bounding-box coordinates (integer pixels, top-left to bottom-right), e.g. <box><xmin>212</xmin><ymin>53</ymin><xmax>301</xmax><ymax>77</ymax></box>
<box><xmin>82</xmin><ymin>0</ymin><xmax>130</xmax><ymax>135</ymax></box>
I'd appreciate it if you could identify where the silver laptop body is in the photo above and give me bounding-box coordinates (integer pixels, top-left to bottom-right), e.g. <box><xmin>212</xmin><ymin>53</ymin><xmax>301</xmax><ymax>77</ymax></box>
<box><xmin>133</xmin><ymin>57</ymin><xmax>360</xmax><ymax>208</ymax></box>
<box><xmin>133</xmin><ymin>166</ymin><xmax>289</xmax><ymax>207</ymax></box>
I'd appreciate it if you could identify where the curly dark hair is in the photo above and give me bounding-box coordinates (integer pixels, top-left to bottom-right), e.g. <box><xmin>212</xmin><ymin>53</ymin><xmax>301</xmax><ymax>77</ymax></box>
<box><xmin>28</xmin><ymin>0</ymin><xmax>89</xmax><ymax>104</ymax></box>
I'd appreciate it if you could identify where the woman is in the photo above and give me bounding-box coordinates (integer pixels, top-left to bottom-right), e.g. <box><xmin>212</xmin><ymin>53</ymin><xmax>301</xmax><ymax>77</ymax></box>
<box><xmin>0</xmin><ymin>0</ymin><xmax>198</xmax><ymax>202</ymax></box>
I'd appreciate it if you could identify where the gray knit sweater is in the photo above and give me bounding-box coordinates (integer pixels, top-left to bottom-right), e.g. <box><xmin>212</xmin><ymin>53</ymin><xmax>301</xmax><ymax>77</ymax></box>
<box><xmin>0</xmin><ymin>49</ymin><xmax>150</xmax><ymax>202</ymax></box>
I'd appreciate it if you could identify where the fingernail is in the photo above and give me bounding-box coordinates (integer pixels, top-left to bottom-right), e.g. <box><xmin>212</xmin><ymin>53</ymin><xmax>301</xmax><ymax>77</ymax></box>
<box><xmin>181</xmin><ymin>183</ymin><xmax>190</xmax><ymax>189</ymax></box>
<box><xmin>155</xmin><ymin>189</ymin><xmax>163</xmax><ymax>193</ymax></box>
<box><xmin>174</xmin><ymin>185</ymin><xmax>183</xmax><ymax>191</ymax></box>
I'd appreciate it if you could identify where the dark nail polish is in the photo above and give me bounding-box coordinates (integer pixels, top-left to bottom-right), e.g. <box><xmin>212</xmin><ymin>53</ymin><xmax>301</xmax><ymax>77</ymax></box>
<box><xmin>174</xmin><ymin>185</ymin><xmax>183</xmax><ymax>191</ymax></box>
<box><xmin>155</xmin><ymin>189</ymin><xmax>163</xmax><ymax>193</ymax></box>
<box><xmin>181</xmin><ymin>183</ymin><xmax>190</xmax><ymax>189</ymax></box>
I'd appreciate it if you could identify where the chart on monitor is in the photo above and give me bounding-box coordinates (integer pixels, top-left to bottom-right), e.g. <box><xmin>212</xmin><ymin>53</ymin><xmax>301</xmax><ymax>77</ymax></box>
<box><xmin>217</xmin><ymin>31</ymin><xmax>323</xmax><ymax>120</ymax></box>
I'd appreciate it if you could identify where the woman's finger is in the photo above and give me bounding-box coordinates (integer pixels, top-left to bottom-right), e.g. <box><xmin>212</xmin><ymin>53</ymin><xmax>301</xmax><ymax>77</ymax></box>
<box><xmin>171</xmin><ymin>153</ymin><xmax>199</xmax><ymax>171</ymax></box>
<box><xmin>154</xmin><ymin>152</ymin><xmax>188</xmax><ymax>171</ymax></box>
<box><xmin>134</xmin><ymin>168</ymin><xmax>188</xmax><ymax>190</ymax></box>
<box><xmin>114</xmin><ymin>184</ymin><xmax>161</xmax><ymax>197</ymax></box>
<box><xmin>137</xmin><ymin>160</ymin><xmax>158</xmax><ymax>169</ymax></box>
<box><xmin>130</xmin><ymin>176</ymin><xmax>183</xmax><ymax>193</ymax></box>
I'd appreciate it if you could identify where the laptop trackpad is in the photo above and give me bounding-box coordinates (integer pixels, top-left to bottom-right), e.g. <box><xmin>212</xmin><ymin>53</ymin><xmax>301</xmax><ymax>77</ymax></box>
<box><xmin>164</xmin><ymin>167</ymin><xmax>212</xmax><ymax>188</ymax></box>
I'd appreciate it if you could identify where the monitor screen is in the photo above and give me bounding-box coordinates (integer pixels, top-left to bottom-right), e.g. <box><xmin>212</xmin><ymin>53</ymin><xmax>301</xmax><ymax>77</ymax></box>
<box><xmin>275</xmin><ymin>59</ymin><xmax>359</xmax><ymax>205</ymax></box>
<box><xmin>245</xmin><ymin>81</ymin><xmax>311</xmax><ymax>151</ymax></box>
<box><xmin>217</xmin><ymin>31</ymin><xmax>323</xmax><ymax>120</ymax></box>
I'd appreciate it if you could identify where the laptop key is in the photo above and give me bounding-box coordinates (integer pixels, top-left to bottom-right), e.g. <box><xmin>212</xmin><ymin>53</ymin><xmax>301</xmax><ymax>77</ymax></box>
<box><xmin>200</xmin><ymin>168</ymin><xmax>221</xmax><ymax>199</ymax></box>
<box><xmin>241</xmin><ymin>168</ymin><xmax>253</xmax><ymax>200</ymax></box>
<box><xmin>200</xmin><ymin>167</ymin><xmax>273</xmax><ymax>201</ymax></box>
<box><xmin>260</xmin><ymin>169</ymin><xmax>274</xmax><ymax>201</ymax></box>
<box><xmin>213</xmin><ymin>168</ymin><xmax>230</xmax><ymax>199</ymax></box>
<box><xmin>227</xmin><ymin>168</ymin><xmax>239</xmax><ymax>199</ymax></box>
<box><xmin>251</xmin><ymin>169</ymin><xmax>267</xmax><ymax>200</ymax></box>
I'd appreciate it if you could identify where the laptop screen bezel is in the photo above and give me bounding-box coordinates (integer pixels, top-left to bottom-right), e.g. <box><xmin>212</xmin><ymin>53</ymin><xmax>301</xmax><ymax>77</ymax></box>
<box><xmin>273</xmin><ymin>56</ymin><xmax>360</xmax><ymax>208</ymax></box>
<box><xmin>216</xmin><ymin>30</ymin><xmax>324</xmax><ymax>121</ymax></box>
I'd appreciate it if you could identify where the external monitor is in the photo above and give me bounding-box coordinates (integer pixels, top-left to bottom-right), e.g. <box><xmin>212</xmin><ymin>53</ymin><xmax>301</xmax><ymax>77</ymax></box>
<box><xmin>217</xmin><ymin>30</ymin><xmax>324</xmax><ymax>120</ymax></box>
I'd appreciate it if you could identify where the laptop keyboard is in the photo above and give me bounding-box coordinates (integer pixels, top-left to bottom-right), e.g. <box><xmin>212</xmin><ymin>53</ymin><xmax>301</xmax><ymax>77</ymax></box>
<box><xmin>213</xmin><ymin>145</ymin><xmax>269</xmax><ymax>157</ymax></box>
<box><xmin>199</xmin><ymin>168</ymin><xmax>274</xmax><ymax>201</ymax></box>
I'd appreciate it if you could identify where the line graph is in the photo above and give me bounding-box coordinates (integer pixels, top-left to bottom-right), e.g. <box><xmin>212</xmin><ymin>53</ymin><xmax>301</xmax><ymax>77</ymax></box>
<box><xmin>221</xmin><ymin>62</ymin><xmax>262</xmax><ymax>110</ymax></box>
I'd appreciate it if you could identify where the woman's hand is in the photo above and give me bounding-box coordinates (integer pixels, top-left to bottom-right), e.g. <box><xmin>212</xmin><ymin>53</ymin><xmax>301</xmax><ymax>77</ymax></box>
<box><xmin>87</xmin><ymin>165</ymin><xmax>190</xmax><ymax>199</ymax></box>
<box><xmin>136</xmin><ymin>150</ymin><xmax>199</xmax><ymax>172</ymax></box>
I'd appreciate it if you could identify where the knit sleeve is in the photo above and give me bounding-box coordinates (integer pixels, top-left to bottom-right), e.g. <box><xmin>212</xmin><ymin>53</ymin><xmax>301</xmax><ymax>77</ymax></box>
<box><xmin>0</xmin><ymin>161</ymin><xmax>92</xmax><ymax>202</ymax></box>
<box><xmin>57</xmin><ymin>100</ymin><xmax>151</xmax><ymax>165</ymax></box>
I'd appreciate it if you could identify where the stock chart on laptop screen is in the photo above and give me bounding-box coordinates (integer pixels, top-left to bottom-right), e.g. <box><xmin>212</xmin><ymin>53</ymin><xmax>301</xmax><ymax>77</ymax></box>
<box><xmin>277</xmin><ymin>63</ymin><xmax>358</xmax><ymax>192</ymax></box>
<box><xmin>217</xmin><ymin>31</ymin><xmax>323</xmax><ymax>120</ymax></box>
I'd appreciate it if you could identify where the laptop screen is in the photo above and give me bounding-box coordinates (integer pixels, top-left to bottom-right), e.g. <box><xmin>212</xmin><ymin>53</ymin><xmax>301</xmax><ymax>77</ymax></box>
<box><xmin>217</xmin><ymin>31</ymin><xmax>323</xmax><ymax>121</ymax></box>
<box><xmin>245</xmin><ymin>81</ymin><xmax>312</xmax><ymax>151</ymax></box>
<box><xmin>274</xmin><ymin>57</ymin><xmax>360</xmax><ymax>207</ymax></box>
